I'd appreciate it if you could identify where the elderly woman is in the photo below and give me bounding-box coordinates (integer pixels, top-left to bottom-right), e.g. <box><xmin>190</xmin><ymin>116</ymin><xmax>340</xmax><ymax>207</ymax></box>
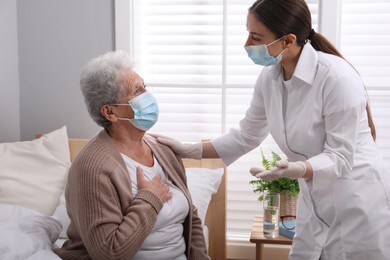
<box><xmin>53</xmin><ymin>51</ymin><xmax>209</xmax><ymax>260</ymax></box>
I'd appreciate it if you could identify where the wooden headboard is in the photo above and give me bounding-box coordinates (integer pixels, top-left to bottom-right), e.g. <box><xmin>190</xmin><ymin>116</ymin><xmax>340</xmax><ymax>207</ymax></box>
<box><xmin>68</xmin><ymin>139</ymin><xmax>227</xmax><ymax>260</ymax></box>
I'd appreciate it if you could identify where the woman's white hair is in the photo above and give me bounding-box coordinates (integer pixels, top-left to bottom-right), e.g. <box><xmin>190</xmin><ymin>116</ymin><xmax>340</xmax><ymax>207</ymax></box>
<box><xmin>80</xmin><ymin>50</ymin><xmax>134</xmax><ymax>128</ymax></box>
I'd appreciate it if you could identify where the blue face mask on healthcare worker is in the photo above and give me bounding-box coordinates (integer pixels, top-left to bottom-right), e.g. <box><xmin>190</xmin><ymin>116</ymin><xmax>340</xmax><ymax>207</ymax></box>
<box><xmin>117</xmin><ymin>91</ymin><xmax>160</xmax><ymax>131</ymax></box>
<box><xmin>245</xmin><ymin>36</ymin><xmax>286</xmax><ymax>66</ymax></box>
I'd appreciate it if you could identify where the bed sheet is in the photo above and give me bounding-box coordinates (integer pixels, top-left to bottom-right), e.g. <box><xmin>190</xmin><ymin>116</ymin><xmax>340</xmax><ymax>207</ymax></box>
<box><xmin>0</xmin><ymin>204</ymin><xmax>61</xmax><ymax>260</ymax></box>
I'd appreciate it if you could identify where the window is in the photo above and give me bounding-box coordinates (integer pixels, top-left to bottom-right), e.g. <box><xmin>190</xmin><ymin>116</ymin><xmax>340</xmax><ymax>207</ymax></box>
<box><xmin>340</xmin><ymin>0</ymin><xmax>390</xmax><ymax>158</ymax></box>
<box><xmin>115</xmin><ymin>0</ymin><xmax>390</xmax><ymax>241</ymax></box>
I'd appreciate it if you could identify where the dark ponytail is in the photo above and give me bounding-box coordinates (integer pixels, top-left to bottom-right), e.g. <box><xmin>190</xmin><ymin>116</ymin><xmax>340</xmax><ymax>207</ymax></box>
<box><xmin>308</xmin><ymin>32</ymin><xmax>344</xmax><ymax>58</ymax></box>
<box><xmin>249</xmin><ymin>0</ymin><xmax>376</xmax><ymax>141</ymax></box>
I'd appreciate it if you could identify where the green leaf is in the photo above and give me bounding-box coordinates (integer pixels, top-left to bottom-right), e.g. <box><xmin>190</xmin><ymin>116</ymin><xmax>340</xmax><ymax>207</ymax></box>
<box><xmin>271</xmin><ymin>151</ymin><xmax>282</xmax><ymax>167</ymax></box>
<box><xmin>249</xmin><ymin>148</ymin><xmax>300</xmax><ymax>201</ymax></box>
<box><xmin>260</xmin><ymin>148</ymin><xmax>271</xmax><ymax>170</ymax></box>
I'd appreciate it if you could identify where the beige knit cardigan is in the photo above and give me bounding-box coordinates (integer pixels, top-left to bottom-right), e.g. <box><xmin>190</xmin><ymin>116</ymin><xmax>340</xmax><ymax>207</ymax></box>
<box><xmin>54</xmin><ymin>130</ymin><xmax>209</xmax><ymax>260</ymax></box>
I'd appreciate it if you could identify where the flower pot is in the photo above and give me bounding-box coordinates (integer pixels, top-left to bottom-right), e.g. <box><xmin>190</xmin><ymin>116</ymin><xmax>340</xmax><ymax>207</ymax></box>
<box><xmin>280</xmin><ymin>193</ymin><xmax>298</xmax><ymax>217</ymax></box>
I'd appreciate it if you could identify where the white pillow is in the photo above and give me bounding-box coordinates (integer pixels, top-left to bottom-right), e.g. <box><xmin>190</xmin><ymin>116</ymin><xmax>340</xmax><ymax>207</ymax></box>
<box><xmin>52</xmin><ymin>191</ymin><xmax>69</xmax><ymax>238</ymax></box>
<box><xmin>0</xmin><ymin>126</ymin><xmax>70</xmax><ymax>215</ymax></box>
<box><xmin>185</xmin><ymin>168</ymin><xmax>224</xmax><ymax>224</ymax></box>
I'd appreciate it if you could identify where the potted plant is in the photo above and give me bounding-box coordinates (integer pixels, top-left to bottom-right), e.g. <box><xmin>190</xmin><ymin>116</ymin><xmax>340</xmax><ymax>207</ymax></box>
<box><xmin>249</xmin><ymin>148</ymin><xmax>299</xmax><ymax>217</ymax></box>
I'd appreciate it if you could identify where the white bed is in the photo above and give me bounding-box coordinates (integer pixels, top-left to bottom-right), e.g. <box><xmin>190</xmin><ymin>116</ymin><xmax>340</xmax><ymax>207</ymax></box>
<box><xmin>0</xmin><ymin>126</ymin><xmax>227</xmax><ymax>259</ymax></box>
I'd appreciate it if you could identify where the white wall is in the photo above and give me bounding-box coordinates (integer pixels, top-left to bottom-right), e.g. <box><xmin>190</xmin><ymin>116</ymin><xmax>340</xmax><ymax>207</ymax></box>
<box><xmin>0</xmin><ymin>0</ymin><xmax>115</xmax><ymax>142</ymax></box>
<box><xmin>0</xmin><ymin>0</ymin><xmax>20</xmax><ymax>142</ymax></box>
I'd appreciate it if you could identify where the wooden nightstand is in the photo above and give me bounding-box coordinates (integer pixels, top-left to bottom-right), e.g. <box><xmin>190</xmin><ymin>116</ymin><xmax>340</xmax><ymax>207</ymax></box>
<box><xmin>250</xmin><ymin>215</ymin><xmax>293</xmax><ymax>260</ymax></box>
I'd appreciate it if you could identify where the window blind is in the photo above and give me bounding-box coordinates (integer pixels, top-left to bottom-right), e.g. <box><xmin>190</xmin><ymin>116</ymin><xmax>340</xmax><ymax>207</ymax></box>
<box><xmin>127</xmin><ymin>0</ymin><xmax>320</xmax><ymax>241</ymax></box>
<box><xmin>115</xmin><ymin>0</ymin><xmax>390</xmax><ymax>242</ymax></box>
<box><xmin>340</xmin><ymin>0</ymin><xmax>390</xmax><ymax>162</ymax></box>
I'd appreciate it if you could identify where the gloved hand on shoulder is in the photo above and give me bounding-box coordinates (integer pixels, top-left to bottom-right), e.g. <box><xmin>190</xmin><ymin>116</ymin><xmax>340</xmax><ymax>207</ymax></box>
<box><xmin>149</xmin><ymin>133</ymin><xmax>203</xmax><ymax>159</ymax></box>
<box><xmin>249</xmin><ymin>159</ymin><xmax>306</xmax><ymax>181</ymax></box>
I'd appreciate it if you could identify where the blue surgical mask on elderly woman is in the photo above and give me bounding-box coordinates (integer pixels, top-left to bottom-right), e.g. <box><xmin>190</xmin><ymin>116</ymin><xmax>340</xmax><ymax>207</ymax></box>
<box><xmin>117</xmin><ymin>91</ymin><xmax>160</xmax><ymax>131</ymax></box>
<box><xmin>245</xmin><ymin>36</ymin><xmax>286</xmax><ymax>66</ymax></box>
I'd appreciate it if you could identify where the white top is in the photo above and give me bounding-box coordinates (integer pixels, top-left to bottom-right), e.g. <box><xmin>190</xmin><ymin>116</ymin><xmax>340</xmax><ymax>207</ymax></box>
<box><xmin>121</xmin><ymin>154</ymin><xmax>188</xmax><ymax>260</ymax></box>
<box><xmin>212</xmin><ymin>43</ymin><xmax>390</xmax><ymax>259</ymax></box>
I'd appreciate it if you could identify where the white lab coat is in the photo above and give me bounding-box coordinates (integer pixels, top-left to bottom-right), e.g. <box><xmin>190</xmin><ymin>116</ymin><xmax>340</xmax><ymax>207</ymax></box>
<box><xmin>212</xmin><ymin>43</ymin><xmax>390</xmax><ymax>259</ymax></box>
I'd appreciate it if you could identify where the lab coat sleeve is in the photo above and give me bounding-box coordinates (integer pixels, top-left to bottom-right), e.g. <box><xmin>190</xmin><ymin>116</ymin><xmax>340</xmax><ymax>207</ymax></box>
<box><xmin>212</xmin><ymin>76</ymin><xmax>270</xmax><ymax>166</ymax></box>
<box><xmin>307</xmin><ymin>74</ymin><xmax>367</xmax><ymax>182</ymax></box>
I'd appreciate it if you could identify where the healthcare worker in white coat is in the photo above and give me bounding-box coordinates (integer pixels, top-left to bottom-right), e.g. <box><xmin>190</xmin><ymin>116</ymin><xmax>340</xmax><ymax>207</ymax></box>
<box><xmin>154</xmin><ymin>0</ymin><xmax>390</xmax><ymax>259</ymax></box>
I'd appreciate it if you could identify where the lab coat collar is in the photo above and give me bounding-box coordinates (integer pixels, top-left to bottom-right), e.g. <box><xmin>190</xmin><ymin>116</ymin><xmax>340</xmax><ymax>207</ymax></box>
<box><xmin>293</xmin><ymin>43</ymin><xmax>318</xmax><ymax>85</ymax></box>
<box><xmin>270</xmin><ymin>43</ymin><xmax>318</xmax><ymax>86</ymax></box>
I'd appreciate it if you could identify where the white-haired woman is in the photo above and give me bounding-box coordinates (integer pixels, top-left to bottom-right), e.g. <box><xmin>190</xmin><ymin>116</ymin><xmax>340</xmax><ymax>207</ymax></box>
<box><xmin>54</xmin><ymin>51</ymin><xmax>209</xmax><ymax>260</ymax></box>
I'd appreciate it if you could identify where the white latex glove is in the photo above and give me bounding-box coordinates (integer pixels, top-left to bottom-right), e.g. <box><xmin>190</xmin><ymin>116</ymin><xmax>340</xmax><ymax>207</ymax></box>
<box><xmin>149</xmin><ymin>133</ymin><xmax>203</xmax><ymax>159</ymax></box>
<box><xmin>250</xmin><ymin>159</ymin><xmax>306</xmax><ymax>181</ymax></box>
